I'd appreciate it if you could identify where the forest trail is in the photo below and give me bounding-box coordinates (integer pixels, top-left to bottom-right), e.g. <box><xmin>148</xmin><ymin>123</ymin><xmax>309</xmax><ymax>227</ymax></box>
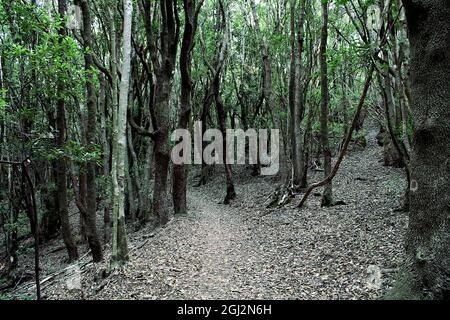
<box><xmin>182</xmin><ymin>188</ymin><xmax>258</xmax><ymax>299</ymax></box>
<box><xmin>10</xmin><ymin>126</ymin><xmax>408</xmax><ymax>300</ymax></box>
<box><xmin>2</xmin><ymin>0</ymin><xmax>447</xmax><ymax>302</ymax></box>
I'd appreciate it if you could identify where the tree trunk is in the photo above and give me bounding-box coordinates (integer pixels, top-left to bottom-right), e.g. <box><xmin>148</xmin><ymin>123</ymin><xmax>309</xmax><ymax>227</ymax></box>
<box><xmin>79</xmin><ymin>0</ymin><xmax>103</xmax><ymax>262</ymax></box>
<box><xmin>79</xmin><ymin>164</ymin><xmax>87</xmax><ymax>243</ymax></box>
<box><xmin>319</xmin><ymin>0</ymin><xmax>332</xmax><ymax>207</ymax></box>
<box><xmin>143</xmin><ymin>0</ymin><xmax>179</xmax><ymax>227</ymax></box>
<box><xmin>391</xmin><ymin>0</ymin><xmax>450</xmax><ymax>300</ymax></box>
<box><xmin>288</xmin><ymin>0</ymin><xmax>297</xmax><ymax>187</ymax></box>
<box><xmin>56</xmin><ymin>0</ymin><xmax>78</xmax><ymax>262</ymax></box>
<box><xmin>215</xmin><ymin>74</ymin><xmax>236</xmax><ymax>204</ymax></box>
<box><xmin>99</xmin><ymin>74</ymin><xmax>111</xmax><ymax>243</ymax></box>
<box><xmin>6</xmin><ymin>165</ymin><xmax>20</xmax><ymax>271</ymax></box>
<box><xmin>196</xmin><ymin>86</ymin><xmax>215</xmax><ymax>186</ymax></box>
<box><xmin>110</xmin><ymin>0</ymin><xmax>132</xmax><ymax>267</ymax></box>
<box><xmin>215</xmin><ymin>0</ymin><xmax>235</xmax><ymax>204</ymax></box>
<box><xmin>289</xmin><ymin>0</ymin><xmax>307</xmax><ymax>190</ymax></box>
<box><xmin>127</xmin><ymin>124</ymin><xmax>142</xmax><ymax>220</ymax></box>
<box><xmin>381</xmin><ymin>48</ymin><xmax>405</xmax><ymax>168</ymax></box>
<box><xmin>152</xmin><ymin>80</ymin><xmax>171</xmax><ymax>226</ymax></box>
<box><xmin>251</xmin><ymin>0</ymin><xmax>288</xmax><ymax>189</ymax></box>
<box><xmin>172</xmin><ymin>0</ymin><xmax>201</xmax><ymax>215</ymax></box>
<box><xmin>41</xmin><ymin>162</ymin><xmax>60</xmax><ymax>241</ymax></box>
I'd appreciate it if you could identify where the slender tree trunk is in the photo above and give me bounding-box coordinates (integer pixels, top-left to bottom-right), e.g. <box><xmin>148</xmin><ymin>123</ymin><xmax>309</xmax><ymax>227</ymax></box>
<box><xmin>290</xmin><ymin>0</ymin><xmax>307</xmax><ymax>190</ymax></box>
<box><xmin>110</xmin><ymin>0</ymin><xmax>132</xmax><ymax>267</ymax></box>
<box><xmin>215</xmin><ymin>74</ymin><xmax>236</xmax><ymax>204</ymax></box>
<box><xmin>78</xmin><ymin>165</ymin><xmax>87</xmax><ymax>242</ymax></box>
<box><xmin>99</xmin><ymin>74</ymin><xmax>111</xmax><ymax>242</ymax></box>
<box><xmin>196</xmin><ymin>86</ymin><xmax>215</xmax><ymax>186</ymax></box>
<box><xmin>391</xmin><ymin>0</ymin><xmax>450</xmax><ymax>300</ymax></box>
<box><xmin>56</xmin><ymin>0</ymin><xmax>78</xmax><ymax>262</ymax></box>
<box><xmin>7</xmin><ymin>165</ymin><xmax>20</xmax><ymax>272</ymax></box>
<box><xmin>251</xmin><ymin>0</ymin><xmax>288</xmax><ymax>189</ymax></box>
<box><xmin>76</xmin><ymin>104</ymin><xmax>88</xmax><ymax>242</ymax></box>
<box><xmin>79</xmin><ymin>0</ymin><xmax>103</xmax><ymax>262</ymax></box>
<box><xmin>319</xmin><ymin>0</ymin><xmax>332</xmax><ymax>207</ymax></box>
<box><xmin>215</xmin><ymin>0</ymin><xmax>235</xmax><ymax>204</ymax></box>
<box><xmin>288</xmin><ymin>0</ymin><xmax>298</xmax><ymax>187</ymax></box>
<box><xmin>381</xmin><ymin>48</ymin><xmax>405</xmax><ymax>167</ymax></box>
<box><xmin>297</xmin><ymin>66</ymin><xmax>375</xmax><ymax>209</ymax></box>
<box><xmin>21</xmin><ymin>161</ymin><xmax>40</xmax><ymax>300</ymax></box>
<box><xmin>42</xmin><ymin>162</ymin><xmax>60</xmax><ymax>241</ymax></box>
<box><xmin>127</xmin><ymin>124</ymin><xmax>142</xmax><ymax>220</ymax></box>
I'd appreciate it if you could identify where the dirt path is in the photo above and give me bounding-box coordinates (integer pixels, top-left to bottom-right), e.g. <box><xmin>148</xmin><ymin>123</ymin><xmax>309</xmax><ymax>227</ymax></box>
<box><xmin>181</xmin><ymin>189</ymin><xmax>253</xmax><ymax>299</ymax></box>
<box><xmin>9</xmin><ymin>126</ymin><xmax>408</xmax><ymax>300</ymax></box>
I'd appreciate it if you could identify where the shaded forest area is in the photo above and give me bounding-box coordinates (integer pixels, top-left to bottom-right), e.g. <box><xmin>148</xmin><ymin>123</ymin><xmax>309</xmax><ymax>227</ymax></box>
<box><xmin>0</xmin><ymin>0</ymin><xmax>449</xmax><ymax>300</ymax></box>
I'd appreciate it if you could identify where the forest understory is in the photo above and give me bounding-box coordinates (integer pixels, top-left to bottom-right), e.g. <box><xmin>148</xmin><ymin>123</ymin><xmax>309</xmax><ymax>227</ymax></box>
<box><xmin>2</xmin><ymin>125</ymin><xmax>407</xmax><ymax>300</ymax></box>
<box><xmin>2</xmin><ymin>0</ymin><xmax>449</xmax><ymax>302</ymax></box>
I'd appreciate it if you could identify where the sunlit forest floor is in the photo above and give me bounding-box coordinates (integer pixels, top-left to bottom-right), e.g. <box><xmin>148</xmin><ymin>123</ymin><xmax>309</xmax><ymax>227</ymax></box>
<box><xmin>4</xmin><ymin>125</ymin><xmax>407</xmax><ymax>300</ymax></box>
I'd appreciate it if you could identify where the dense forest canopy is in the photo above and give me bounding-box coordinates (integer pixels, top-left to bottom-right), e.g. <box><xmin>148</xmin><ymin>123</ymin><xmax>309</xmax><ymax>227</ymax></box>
<box><xmin>0</xmin><ymin>0</ymin><xmax>449</xmax><ymax>300</ymax></box>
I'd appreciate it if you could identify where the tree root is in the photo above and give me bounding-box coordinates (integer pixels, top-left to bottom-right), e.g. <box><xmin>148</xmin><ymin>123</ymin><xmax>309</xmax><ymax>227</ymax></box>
<box><xmin>265</xmin><ymin>185</ymin><xmax>302</xmax><ymax>208</ymax></box>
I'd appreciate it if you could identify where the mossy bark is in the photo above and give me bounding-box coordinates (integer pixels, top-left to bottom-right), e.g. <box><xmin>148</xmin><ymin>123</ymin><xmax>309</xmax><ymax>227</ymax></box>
<box><xmin>390</xmin><ymin>0</ymin><xmax>450</xmax><ymax>300</ymax></box>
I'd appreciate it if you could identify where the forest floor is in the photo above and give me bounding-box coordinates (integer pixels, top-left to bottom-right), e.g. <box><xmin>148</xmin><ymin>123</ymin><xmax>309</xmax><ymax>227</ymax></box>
<box><xmin>3</xmin><ymin>126</ymin><xmax>408</xmax><ymax>300</ymax></box>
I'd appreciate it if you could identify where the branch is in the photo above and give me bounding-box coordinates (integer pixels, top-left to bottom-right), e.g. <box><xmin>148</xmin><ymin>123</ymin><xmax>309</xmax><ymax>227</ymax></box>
<box><xmin>296</xmin><ymin>64</ymin><xmax>375</xmax><ymax>209</ymax></box>
<box><xmin>71</xmin><ymin>28</ymin><xmax>113</xmax><ymax>85</ymax></box>
<box><xmin>127</xmin><ymin>109</ymin><xmax>159</xmax><ymax>140</ymax></box>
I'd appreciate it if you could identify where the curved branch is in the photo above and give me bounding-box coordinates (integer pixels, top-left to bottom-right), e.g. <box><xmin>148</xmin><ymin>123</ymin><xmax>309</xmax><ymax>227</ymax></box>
<box><xmin>127</xmin><ymin>109</ymin><xmax>159</xmax><ymax>140</ymax></box>
<box><xmin>297</xmin><ymin>64</ymin><xmax>375</xmax><ymax>209</ymax></box>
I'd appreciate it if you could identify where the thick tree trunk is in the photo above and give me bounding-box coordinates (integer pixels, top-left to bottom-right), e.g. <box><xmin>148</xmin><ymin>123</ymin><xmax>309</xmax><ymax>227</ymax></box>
<box><xmin>152</xmin><ymin>84</ymin><xmax>171</xmax><ymax>226</ymax></box>
<box><xmin>319</xmin><ymin>0</ymin><xmax>332</xmax><ymax>207</ymax></box>
<box><xmin>172</xmin><ymin>0</ymin><xmax>200</xmax><ymax>215</ymax></box>
<box><xmin>143</xmin><ymin>0</ymin><xmax>179</xmax><ymax>227</ymax></box>
<box><xmin>79</xmin><ymin>0</ymin><xmax>103</xmax><ymax>262</ymax></box>
<box><xmin>391</xmin><ymin>0</ymin><xmax>450</xmax><ymax>300</ymax></box>
<box><xmin>56</xmin><ymin>0</ymin><xmax>78</xmax><ymax>262</ymax></box>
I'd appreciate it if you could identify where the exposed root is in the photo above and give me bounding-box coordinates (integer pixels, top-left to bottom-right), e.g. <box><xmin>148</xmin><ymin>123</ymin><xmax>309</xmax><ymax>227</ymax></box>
<box><xmin>265</xmin><ymin>185</ymin><xmax>302</xmax><ymax>208</ymax></box>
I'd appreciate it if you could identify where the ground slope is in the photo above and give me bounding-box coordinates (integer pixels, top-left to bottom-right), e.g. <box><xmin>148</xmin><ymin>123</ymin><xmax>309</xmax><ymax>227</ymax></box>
<box><xmin>6</xmin><ymin>128</ymin><xmax>407</xmax><ymax>300</ymax></box>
